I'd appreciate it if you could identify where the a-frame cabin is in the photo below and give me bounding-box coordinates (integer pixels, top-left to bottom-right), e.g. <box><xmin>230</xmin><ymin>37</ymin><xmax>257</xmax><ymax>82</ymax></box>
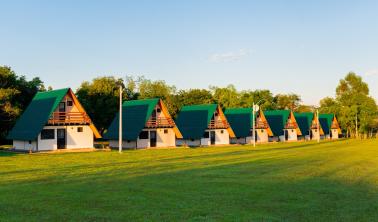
<box><xmin>175</xmin><ymin>104</ymin><xmax>235</xmax><ymax>146</ymax></box>
<box><xmin>294</xmin><ymin>112</ymin><xmax>324</xmax><ymax>140</ymax></box>
<box><xmin>264</xmin><ymin>110</ymin><xmax>302</xmax><ymax>142</ymax></box>
<box><xmin>7</xmin><ymin>88</ymin><xmax>101</xmax><ymax>152</ymax></box>
<box><xmin>225</xmin><ymin>108</ymin><xmax>273</xmax><ymax>144</ymax></box>
<box><xmin>319</xmin><ymin>114</ymin><xmax>341</xmax><ymax>139</ymax></box>
<box><xmin>104</xmin><ymin>98</ymin><xmax>182</xmax><ymax>149</ymax></box>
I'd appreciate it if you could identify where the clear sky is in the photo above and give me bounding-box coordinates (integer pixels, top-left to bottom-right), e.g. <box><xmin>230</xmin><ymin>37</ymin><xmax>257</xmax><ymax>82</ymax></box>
<box><xmin>1</xmin><ymin>0</ymin><xmax>377</xmax><ymax>105</ymax></box>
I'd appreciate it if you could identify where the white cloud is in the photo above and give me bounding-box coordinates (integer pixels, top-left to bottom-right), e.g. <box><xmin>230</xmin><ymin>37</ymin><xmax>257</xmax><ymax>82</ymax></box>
<box><xmin>209</xmin><ymin>49</ymin><xmax>249</xmax><ymax>62</ymax></box>
<box><xmin>365</xmin><ymin>69</ymin><xmax>378</xmax><ymax>76</ymax></box>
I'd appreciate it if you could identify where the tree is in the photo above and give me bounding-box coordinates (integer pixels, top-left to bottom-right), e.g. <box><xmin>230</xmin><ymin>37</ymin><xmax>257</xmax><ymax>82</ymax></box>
<box><xmin>172</xmin><ymin>89</ymin><xmax>213</xmax><ymax>117</ymax></box>
<box><xmin>239</xmin><ymin>89</ymin><xmax>276</xmax><ymax>109</ymax></box>
<box><xmin>137</xmin><ymin>77</ymin><xmax>177</xmax><ymax>115</ymax></box>
<box><xmin>0</xmin><ymin>66</ymin><xmax>45</xmax><ymax>143</ymax></box>
<box><xmin>274</xmin><ymin>93</ymin><xmax>301</xmax><ymax>110</ymax></box>
<box><xmin>76</xmin><ymin>76</ymin><xmax>125</xmax><ymax>135</ymax></box>
<box><xmin>210</xmin><ymin>84</ymin><xmax>239</xmax><ymax>109</ymax></box>
<box><xmin>320</xmin><ymin>72</ymin><xmax>378</xmax><ymax>138</ymax></box>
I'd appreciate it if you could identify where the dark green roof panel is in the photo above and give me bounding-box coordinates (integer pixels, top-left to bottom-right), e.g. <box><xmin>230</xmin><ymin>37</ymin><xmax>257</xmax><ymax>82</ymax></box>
<box><xmin>175</xmin><ymin>104</ymin><xmax>218</xmax><ymax>140</ymax></box>
<box><xmin>264</xmin><ymin>110</ymin><xmax>291</xmax><ymax>136</ymax></box>
<box><xmin>7</xmin><ymin>88</ymin><xmax>69</xmax><ymax>140</ymax></box>
<box><xmin>103</xmin><ymin>98</ymin><xmax>159</xmax><ymax>140</ymax></box>
<box><xmin>224</xmin><ymin>108</ymin><xmax>252</xmax><ymax>138</ymax></box>
<box><xmin>294</xmin><ymin>112</ymin><xmax>314</xmax><ymax>136</ymax></box>
<box><xmin>319</xmin><ymin>114</ymin><xmax>333</xmax><ymax>134</ymax></box>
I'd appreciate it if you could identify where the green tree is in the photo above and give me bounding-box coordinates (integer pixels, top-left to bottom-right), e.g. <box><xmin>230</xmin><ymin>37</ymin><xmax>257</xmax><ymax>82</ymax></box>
<box><xmin>172</xmin><ymin>89</ymin><xmax>213</xmax><ymax>117</ymax></box>
<box><xmin>0</xmin><ymin>66</ymin><xmax>45</xmax><ymax>143</ymax></box>
<box><xmin>76</xmin><ymin>76</ymin><xmax>125</xmax><ymax>135</ymax></box>
<box><xmin>274</xmin><ymin>93</ymin><xmax>301</xmax><ymax>110</ymax></box>
<box><xmin>137</xmin><ymin>77</ymin><xmax>177</xmax><ymax>115</ymax></box>
<box><xmin>320</xmin><ymin>72</ymin><xmax>378</xmax><ymax>138</ymax></box>
<box><xmin>239</xmin><ymin>90</ymin><xmax>276</xmax><ymax>109</ymax></box>
<box><xmin>210</xmin><ymin>84</ymin><xmax>239</xmax><ymax>109</ymax></box>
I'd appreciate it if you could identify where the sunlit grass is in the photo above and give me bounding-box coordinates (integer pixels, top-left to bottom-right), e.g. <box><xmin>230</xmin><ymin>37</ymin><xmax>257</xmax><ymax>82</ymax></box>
<box><xmin>1</xmin><ymin>139</ymin><xmax>378</xmax><ymax>221</ymax></box>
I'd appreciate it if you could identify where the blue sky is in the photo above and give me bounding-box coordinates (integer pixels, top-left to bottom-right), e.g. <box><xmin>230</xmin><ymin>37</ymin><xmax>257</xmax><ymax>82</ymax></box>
<box><xmin>1</xmin><ymin>0</ymin><xmax>377</xmax><ymax>105</ymax></box>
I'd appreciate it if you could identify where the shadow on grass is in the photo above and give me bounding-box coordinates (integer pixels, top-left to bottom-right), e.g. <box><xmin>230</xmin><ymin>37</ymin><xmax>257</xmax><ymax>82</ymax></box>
<box><xmin>0</xmin><ymin>151</ymin><xmax>377</xmax><ymax>222</ymax></box>
<box><xmin>0</xmin><ymin>150</ymin><xmax>23</xmax><ymax>157</ymax></box>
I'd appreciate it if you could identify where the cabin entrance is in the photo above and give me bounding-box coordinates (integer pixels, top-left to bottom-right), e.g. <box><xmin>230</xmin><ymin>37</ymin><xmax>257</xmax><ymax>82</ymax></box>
<box><xmin>150</xmin><ymin>131</ymin><xmax>157</xmax><ymax>147</ymax></box>
<box><xmin>57</xmin><ymin>129</ymin><xmax>66</xmax><ymax>149</ymax></box>
<box><xmin>210</xmin><ymin>131</ymin><xmax>216</xmax><ymax>145</ymax></box>
<box><xmin>284</xmin><ymin>130</ymin><xmax>289</xmax><ymax>141</ymax></box>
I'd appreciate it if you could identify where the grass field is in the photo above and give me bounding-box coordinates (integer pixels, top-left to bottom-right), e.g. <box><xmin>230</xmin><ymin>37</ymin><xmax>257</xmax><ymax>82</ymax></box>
<box><xmin>1</xmin><ymin>140</ymin><xmax>378</xmax><ymax>221</ymax></box>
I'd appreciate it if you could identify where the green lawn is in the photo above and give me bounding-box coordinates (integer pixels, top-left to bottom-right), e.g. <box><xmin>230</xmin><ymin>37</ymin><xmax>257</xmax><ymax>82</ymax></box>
<box><xmin>1</xmin><ymin>140</ymin><xmax>378</xmax><ymax>221</ymax></box>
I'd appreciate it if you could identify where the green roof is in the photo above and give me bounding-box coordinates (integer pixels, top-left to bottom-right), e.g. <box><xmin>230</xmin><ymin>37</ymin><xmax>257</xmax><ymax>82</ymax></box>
<box><xmin>7</xmin><ymin>88</ymin><xmax>69</xmax><ymax>140</ymax></box>
<box><xmin>224</xmin><ymin>108</ymin><xmax>252</xmax><ymax>138</ymax></box>
<box><xmin>319</xmin><ymin>114</ymin><xmax>334</xmax><ymax>134</ymax></box>
<box><xmin>294</xmin><ymin>112</ymin><xmax>314</xmax><ymax>136</ymax></box>
<box><xmin>103</xmin><ymin>98</ymin><xmax>160</xmax><ymax>140</ymax></box>
<box><xmin>264</xmin><ymin>110</ymin><xmax>291</xmax><ymax>136</ymax></box>
<box><xmin>175</xmin><ymin>104</ymin><xmax>218</xmax><ymax>140</ymax></box>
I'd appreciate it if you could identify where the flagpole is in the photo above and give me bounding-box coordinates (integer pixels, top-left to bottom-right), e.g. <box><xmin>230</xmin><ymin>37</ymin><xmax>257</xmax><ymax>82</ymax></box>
<box><xmin>119</xmin><ymin>85</ymin><xmax>123</xmax><ymax>153</ymax></box>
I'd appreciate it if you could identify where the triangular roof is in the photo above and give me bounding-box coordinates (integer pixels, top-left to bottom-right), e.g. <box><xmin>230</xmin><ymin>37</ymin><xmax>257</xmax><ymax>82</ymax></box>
<box><xmin>264</xmin><ymin>110</ymin><xmax>301</xmax><ymax>136</ymax></box>
<box><xmin>7</xmin><ymin>88</ymin><xmax>101</xmax><ymax>140</ymax></box>
<box><xmin>175</xmin><ymin>104</ymin><xmax>235</xmax><ymax>139</ymax></box>
<box><xmin>319</xmin><ymin>113</ymin><xmax>334</xmax><ymax>134</ymax></box>
<box><xmin>264</xmin><ymin>110</ymin><xmax>291</xmax><ymax>136</ymax></box>
<box><xmin>103</xmin><ymin>98</ymin><xmax>181</xmax><ymax>140</ymax></box>
<box><xmin>224</xmin><ymin>108</ymin><xmax>253</xmax><ymax>138</ymax></box>
<box><xmin>294</xmin><ymin>112</ymin><xmax>314</xmax><ymax>136</ymax></box>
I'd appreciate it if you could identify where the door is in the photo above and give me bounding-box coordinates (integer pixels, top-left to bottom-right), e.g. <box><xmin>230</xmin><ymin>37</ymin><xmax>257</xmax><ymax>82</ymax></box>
<box><xmin>284</xmin><ymin>130</ymin><xmax>289</xmax><ymax>141</ymax></box>
<box><xmin>150</xmin><ymin>131</ymin><xmax>157</xmax><ymax>147</ymax></box>
<box><xmin>57</xmin><ymin>129</ymin><xmax>66</xmax><ymax>149</ymax></box>
<box><xmin>210</xmin><ymin>131</ymin><xmax>216</xmax><ymax>145</ymax></box>
<box><xmin>58</xmin><ymin>102</ymin><xmax>66</xmax><ymax>120</ymax></box>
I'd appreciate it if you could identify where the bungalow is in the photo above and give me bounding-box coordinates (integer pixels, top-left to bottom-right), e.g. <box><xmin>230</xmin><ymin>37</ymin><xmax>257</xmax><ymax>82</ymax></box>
<box><xmin>264</xmin><ymin>110</ymin><xmax>302</xmax><ymax>142</ymax></box>
<box><xmin>294</xmin><ymin>112</ymin><xmax>324</xmax><ymax>140</ymax></box>
<box><xmin>319</xmin><ymin>114</ymin><xmax>341</xmax><ymax>139</ymax></box>
<box><xmin>175</xmin><ymin>104</ymin><xmax>235</xmax><ymax>146</ymax></box>
<box><xmin>104</xmin><ymin>98</ymin><xmax>182</xmax><ymax>149</ymax></box>
<box><xmin>225</xmin><ymin>108</ymin><xmax>273</xmax><ymax>144</ymax></box>
<box><xmin>7</xmin><ymin>88</ymin><xmax>101</xmax><ymax>152</ymax></box>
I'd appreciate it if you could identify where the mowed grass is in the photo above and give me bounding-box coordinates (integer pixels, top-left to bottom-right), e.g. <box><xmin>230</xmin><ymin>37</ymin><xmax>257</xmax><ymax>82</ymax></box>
<box><xmin>1</xmin><ymin>140</ymin><xmax>378</xmax><ymax>221</ymax></box>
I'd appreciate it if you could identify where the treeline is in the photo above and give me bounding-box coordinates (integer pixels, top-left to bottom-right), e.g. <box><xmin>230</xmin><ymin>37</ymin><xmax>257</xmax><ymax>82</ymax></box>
<box><xmin>1</xmin><ymin>65</ymin><xmax>377</xmax><ymax>143</ymax></box>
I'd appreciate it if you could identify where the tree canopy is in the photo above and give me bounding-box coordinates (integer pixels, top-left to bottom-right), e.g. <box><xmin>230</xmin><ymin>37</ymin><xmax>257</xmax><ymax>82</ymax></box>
<box><xmin>0</xmin><ymin>66</ymin><xmax>45</xmax><ymax>143</ymax></box>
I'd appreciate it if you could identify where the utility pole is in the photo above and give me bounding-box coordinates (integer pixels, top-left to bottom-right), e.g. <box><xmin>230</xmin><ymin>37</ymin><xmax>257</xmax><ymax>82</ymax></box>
<box><xmin>317</xmin><ymin>109</ymin><xmax>320</xmax><ymax>143</ymax></box>
<box><xmin>252</xmin><ymin>102</ymin><xmax>256</xmax><ymax>147</ymax></box>
<box><xmin>119</xmin><ymin>85</ymin><xmax>123</xmax><ymax>153</ymax></box>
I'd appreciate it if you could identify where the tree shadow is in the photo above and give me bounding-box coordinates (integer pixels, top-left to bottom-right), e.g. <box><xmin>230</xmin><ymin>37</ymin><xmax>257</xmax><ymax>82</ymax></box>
<box><xmin>0</xmin><ymin>151</ymin><xmax>377</xmax><ymax>221</ymax></box>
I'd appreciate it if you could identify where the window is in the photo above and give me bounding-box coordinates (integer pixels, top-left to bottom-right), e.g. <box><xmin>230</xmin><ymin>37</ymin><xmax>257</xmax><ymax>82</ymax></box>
<box><xmin>164</xmin><ymin>129</ymin><xmax>168</xmax><ymax>134</ymax></box>
<box><xmin>220</xmin><ymin>130</ymin><xmax>224</xmax><ymax>134</ymax></box>
<box><xmin>261</xmin><ymin>129</ymin><xmax>264</xmax><ymax>133</ymax></box>
<box><xmin>156</xmin><ymin>108</ymin><xmax>161</xmax><ymax>113</ymax></box>
<box><xmin>139</xmin><ymin>131</ymin><xmax>149</xmax><ymax>139</ymax></box>
<box><xmin>291</xmin><ymin>130</ymin><xmax>294</xmax><ymax>133</ymax></box>
<box><xmin>203</xmin><ymin>132</ymin><xmax>210</xmax><ymax>138</ymax></box>
<box><xmin>41</xmin><ymin>129</ymin><xmax>54</xmax><ymax>140</ymax></box>
<box><xmin>67</xmin><ymin>101</ymin><xmax>73</xmax><ymax>106</ymax></box>
<box><xmin>77</xmin><ymin>127</ymin><xmax>83</xmax><ymax>132</ymax></box>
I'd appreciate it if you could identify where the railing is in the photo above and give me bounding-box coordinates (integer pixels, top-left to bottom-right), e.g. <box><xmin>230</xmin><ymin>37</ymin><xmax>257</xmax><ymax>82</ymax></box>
<box><xmin>255</xmin><ymin>119</ymin><xmax>269</xmax><ymax>129</ymax></box>
<box><xmin>208</xmin><ymin>120</ymin><xmax>229</xmax><ymax>129</ymax></box>
<box><xmin>48</xmin><ymin>112</ymin><xmax>91</xmax><ymax>125</ymax></box>
<box><xmin>285</xmin><ymin>121</ymin><xmax>298</xmax><ymax>129</ymax></box>
<box><xmin>145</xmin><ymin>117</ymin><xmax>175</xmax><ymax>128</ymax></box>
